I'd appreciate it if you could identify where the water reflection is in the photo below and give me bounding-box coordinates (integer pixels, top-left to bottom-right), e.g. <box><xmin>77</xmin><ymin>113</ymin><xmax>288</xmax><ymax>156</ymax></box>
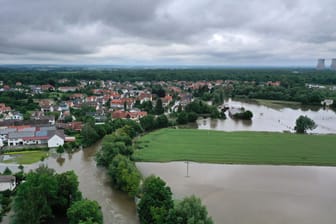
<box><xmin>198</xmin><ymin>99</ymin><xmax>336</xmax><ymax>133</ymax></box>
<box><xmin>137</xmin><ymin>162</ymin><xmax>336</xmax><ymax>224</ymax></box>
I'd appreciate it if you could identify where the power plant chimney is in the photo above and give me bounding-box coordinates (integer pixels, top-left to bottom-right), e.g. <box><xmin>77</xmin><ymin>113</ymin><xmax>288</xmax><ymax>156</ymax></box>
<box><xmin>331</xmin><ymin>58</ymin><xmax>336</xmax><ymax>71</ymax></box>
<box><xmin>316</xmin><ymin>58</ymin><xmax>325</xmax><ymax>70</ymax></box>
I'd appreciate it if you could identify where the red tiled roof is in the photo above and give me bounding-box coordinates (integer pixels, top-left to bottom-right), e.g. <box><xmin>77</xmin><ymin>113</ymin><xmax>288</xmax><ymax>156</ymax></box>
<box><xmin>22</xmin><ymin>136</ymin><xmax>49</xmax><ymax>141</ymax></box>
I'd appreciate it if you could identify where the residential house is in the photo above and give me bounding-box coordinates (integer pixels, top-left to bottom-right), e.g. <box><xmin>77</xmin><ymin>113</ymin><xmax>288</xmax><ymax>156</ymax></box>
<box><xmin>58</xmin><ymin>78</ymin><xmax>70</xmax><ymax>84</ymax></box>
<box><xmin>41</xmin><ymin>84</ymin><xmax>55</xmax><ymax>91</ymax></box>
<box><xmin>161</xmin><ymin>95</ymin><xmax>173</xmax><ymax>107</ymax></box>
<box><xmin>56</xmin><ymin>121</ymin><xmax>83</xmax><ymax>131</ymax></box>
<box><xmin>110</xmin><ymin>99</ymin><xmax>124</xmax><ymax>109</ymax></box>
<box><xmin>0</xmin><ymin>175</ymin><xmax>16</xmax><ymax>191</ymax></box>
<box><xmin>0</xmin><ymin>128</ymin><xmax>16</xmax><ymax>142</ymax></box>
<box><xmin>266</xmin><ymin>81</ymin><xmax>281</xmax><ymax>87</ymax></box>
<box><xmin>48</xmin><ymin>130</ymin><xmax>65</xmax><ymax>148</ymax></box>
<box><xmin>39</xmin><ymin>99</ymin><xmax>54</xmax><ymax>112</ymax></box>
<box><xmin>70</xmin><ymin>93</ymin><xmax>85</xmax><ymax>100</ymax></box>
<box><xmin>0</xmin><ymin>104</ymin><xmax>12</xmax><ymax>114</ymax></box>
<box><xmin>57</xmin><ymin>102</ymin><xmax>69</xmax><ymax>112</ymax></box>
<box><xmin>58</xmin><ymin>86</ymin><xmax>78</xmax><ymax>93</ymax></box>
<box><xmin>111</xmin><ymin>110</ymin><xmax>147</xmax><ymax>120</ymax></box>
<box><xmin>4</xmin><ymin>112</ymin><xmax>23</xmax><ymax>120</ymax></box>
<box><xmin>6</xmin><ymin>126</ymin><xmax>64</xmax><ymax>148</ymax></box>
<box><xmin>138</xmin><ymin>92</ymin><xmax>152</xmax><ymax>104</ymax></box>
<box><xmin>31</xmin><ymin>112</ymin><xmax>55</xmax><ymax>125</ymax></box>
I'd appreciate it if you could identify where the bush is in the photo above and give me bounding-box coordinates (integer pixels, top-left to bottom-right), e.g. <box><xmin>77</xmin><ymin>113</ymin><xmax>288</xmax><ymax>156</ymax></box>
<box><xmin>233</xmin><ymin>110</ymin><xmax>253</xmax><ymax>120</ymax></box>
<box><xmin>108</xmin><ymin>155</ymin><xmax>141</xmax><ymax>197</ymax></box>
<box><xmin>67</xmin><ymin>199</ymin><xmax>103</xmax><ymax>224</ymax></box>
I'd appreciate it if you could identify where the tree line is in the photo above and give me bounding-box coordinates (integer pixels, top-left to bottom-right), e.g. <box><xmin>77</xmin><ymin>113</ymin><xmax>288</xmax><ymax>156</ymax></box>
<box><xmin>1</xmin><ymin>67</ymin><xmax>336</xmax><ymax>84</ymax></box>
<box><xmin>95</xmin><ymin>119</ymin><xmax>213</xmax><ymax>224</ymax></box>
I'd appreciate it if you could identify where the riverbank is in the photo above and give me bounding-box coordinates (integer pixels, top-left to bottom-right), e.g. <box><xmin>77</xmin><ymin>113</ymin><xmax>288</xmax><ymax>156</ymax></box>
<box><xmin>253</xmin><ymin>99</ymin><xmax>302</xmax><ymax>108</ymax></box>
<box><xmin>134</xmin><ymin>129</ymin><xmax>336</xmax><ymax>166</ymax></box>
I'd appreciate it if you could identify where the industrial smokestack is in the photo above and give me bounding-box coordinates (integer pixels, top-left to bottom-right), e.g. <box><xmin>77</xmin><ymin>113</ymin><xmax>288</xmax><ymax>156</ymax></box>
<box><xmin>331</xmin><ymin>58</ymin><xmax>336</xmax><ymax>71</ymax></box>
<box><xmin>316</xmin><ymin>58</ymin><xmax>325</xmax><ymax>70</ymax></box>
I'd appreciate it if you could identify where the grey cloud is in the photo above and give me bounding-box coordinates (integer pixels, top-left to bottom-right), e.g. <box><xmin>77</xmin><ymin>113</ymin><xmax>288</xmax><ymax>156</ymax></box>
<box><xmin>0</xmin><ymin>0</ymin><xmax>335</xmax><ymax>65</ymax></box>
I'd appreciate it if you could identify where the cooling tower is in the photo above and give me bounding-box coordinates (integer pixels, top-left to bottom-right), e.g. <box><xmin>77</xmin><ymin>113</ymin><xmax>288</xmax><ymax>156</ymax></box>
<box><xmin>316</xmin><ymin>58</ymin><xmax>325</xmax><ymax>70</ymax></box>
<box><xmin>331</xmin><ymin>58</ymin><xmax>336</xmax><ymax>71</ymax></box>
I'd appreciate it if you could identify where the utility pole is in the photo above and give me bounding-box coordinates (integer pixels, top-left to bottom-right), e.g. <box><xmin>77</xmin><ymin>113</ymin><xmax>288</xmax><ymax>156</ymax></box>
<box><xmin>185</xmin><ymin>161</ymin><xmax>190</xmax><ymax>177</ymax></box>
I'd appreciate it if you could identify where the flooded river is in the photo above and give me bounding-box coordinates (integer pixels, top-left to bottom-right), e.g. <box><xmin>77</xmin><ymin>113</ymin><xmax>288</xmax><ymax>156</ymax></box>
<box><xmin>137</xmin><ymin>162</ymin><xmax>336</xmax><ymax>224</ymax></box>
<box><xmin>198</xmin><ymin>99</ymin><xmax>336</xmax><ymax>133</ymax></box>
<box><xmin>0</xmin><ymin>141</ymin><xmax>139</xmax><ymax>224</ymax></box>
<box><xmin>2</xmin><ymin>100</ymin><xmax>336</xmax><ymax>223</ymax></box>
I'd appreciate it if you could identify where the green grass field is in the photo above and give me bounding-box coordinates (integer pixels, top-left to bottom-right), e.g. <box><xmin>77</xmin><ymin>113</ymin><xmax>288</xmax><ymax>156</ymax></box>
<box><xmin>254</xmin><ymin>99</ymin><xmax>301</xmax><ymax>108</ymax></box>
<box><xmin>134</xmin><ymin>129</ymin><xmax>336</xmax><ymax>166</ymax></box>
<box><xmin>2</xmin><ymin>151</ymin><xmax>49</xmax><ymax>164</ymax></box>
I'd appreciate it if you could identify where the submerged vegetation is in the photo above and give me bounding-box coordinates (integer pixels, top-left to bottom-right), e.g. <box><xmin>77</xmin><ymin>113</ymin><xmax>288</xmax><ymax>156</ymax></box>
<box><xmin>2</xmin><ymin>150</ymin><xmax>49</xmax><ymax>164</ymax></box>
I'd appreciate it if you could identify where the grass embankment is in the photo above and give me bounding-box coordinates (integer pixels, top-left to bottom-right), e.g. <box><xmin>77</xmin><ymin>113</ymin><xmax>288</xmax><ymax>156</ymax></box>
<box><xmin>254</xmin><ymin>99</ymin><xmax>301</xmax><ymax>108</ymax></box>
<box><xmin>2</xmin><ymin>151</ymin><xmax>48</xmax><ymax>164</ymax></box>
<box><xmin>134</xmin><ymin>129</ymin><xmax>336</xmax><ymax>166</ymax></box>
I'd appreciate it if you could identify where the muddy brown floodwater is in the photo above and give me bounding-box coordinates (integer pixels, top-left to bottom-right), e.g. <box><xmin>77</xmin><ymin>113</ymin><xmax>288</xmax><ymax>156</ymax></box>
<box><xmin>2</xmin><ymin>100</ymin><xmax>336</xmax><ymax>223</ymax></box>
<box><xmin>0</xmin><ymin>141</ymin><xmax>139</xmax><ymax>224</ymax></box>
<box><xmin>198</xmin><ymin>99</ymin><xmax>336</xmax><ymax>133</ymax></box>
<box><xmin>137</xmin><ymin>162</ymin><xmax>336</xmax><ymax>224</ymax></box>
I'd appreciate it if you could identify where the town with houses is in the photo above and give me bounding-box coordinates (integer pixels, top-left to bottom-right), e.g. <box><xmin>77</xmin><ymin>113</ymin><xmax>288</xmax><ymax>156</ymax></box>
<box><xmin>0</xmin><ymin>77</ymin><xmax>336</xmax><ymax>151</ymax></box>
<box><xmin>0</xmin><ymin>78</ymin><xmax>202</xmax><ymax>150</ymax></box>
<box><xmin>0</xmin><ymin>70</ymin><xmax>335</xmax><ymax>223</ymax></box>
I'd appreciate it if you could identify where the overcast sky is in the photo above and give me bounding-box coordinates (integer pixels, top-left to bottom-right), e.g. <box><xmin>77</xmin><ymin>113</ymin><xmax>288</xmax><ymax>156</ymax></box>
<box><xmin>0</xmin><ymin>0</ymin><xmax>335</xmax><ymax>66</ymax></box>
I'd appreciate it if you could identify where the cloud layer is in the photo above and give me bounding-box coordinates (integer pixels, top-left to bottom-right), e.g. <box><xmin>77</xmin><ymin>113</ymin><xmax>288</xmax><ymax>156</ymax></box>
<box><xmin>0</xmin><ymin>0</ymin><xmax>335</xmax><ymax>66</ymax></box>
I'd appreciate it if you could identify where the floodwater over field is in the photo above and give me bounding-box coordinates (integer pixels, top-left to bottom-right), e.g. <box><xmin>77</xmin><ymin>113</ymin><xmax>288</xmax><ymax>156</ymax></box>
<box><xmin>198</xmin><ymin>99</ymin><xmax>336</xmax><ymax>133</ymax></box>
<box><xmin>137</xmin><ymin>162</ymin><xmax>336</xmax><ymax>224</ymax></box>
<box><xmin>1</xmin><ymin>100</ymin><xmax>336</xmax><ymax>224</ymax></box>
<box><xmin>0</xmin><ymin>142</ymin><xmax>139</xmax><ymax>224</ymax></box>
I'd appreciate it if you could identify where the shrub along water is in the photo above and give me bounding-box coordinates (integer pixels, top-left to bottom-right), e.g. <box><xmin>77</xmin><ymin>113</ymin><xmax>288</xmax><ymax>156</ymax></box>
<box><xmin>96</xmin><ymin>119</ymin><xmax>213</xmax><ymax>224</ymax></box>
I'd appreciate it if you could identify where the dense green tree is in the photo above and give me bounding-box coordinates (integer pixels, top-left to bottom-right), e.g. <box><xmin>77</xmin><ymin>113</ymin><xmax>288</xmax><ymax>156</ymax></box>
<box><xmin>140</xmin><ymin>115</ymin><xmax>156</xmax><ymax>131</ymax></box>
<box><xmin>154</xmin><ymin>99</ymin><xmax>164</xmax><ymax>115</ymax></box>
<box><xmin>81</xmin><ymin>123</ymin><xmax>100</xmax><ymax>146</ymax></box>
<box><xmin>119</xmin><ymin>124</ymin><xmax>138</xmax><ymax>138</ymax></box>
<box><xmin>138</xmin><ymin>175</ymin><xmax>174</xmax><ymax>224</ymax></box>
<box><xmin>64</xmin><ymin>115</ymin><xmax>73</xmax><ymax>123</ymax></box>
<box><xmin>94</xmin><ymin>124</ymin><xmax>107</xmax><ymax>138</ymax></box>
<box><xmin>134</xmin><ymin>99</ymin><xmax>141</xmax><ymax>108</ymax></box>
<box><xmin>141</xmin><ymin>101</ymin><xmax>153</xmax><ymax>114</ymax></box>
<box><xmin>155</xmin><ymin>114</ymin><xmax>169</xmax><ymax>129</ymax></box>
<box><xmin>233</xmin><ymin>110</ymin><xmax>253</xmax><ymax>120</ymax></box>
<box><xmin>70</xmin><ymin>104</ymin><xmax>95</xmax><ymax>122</ymax></box>
<box><xmin>3</xmin><ymin>167</ymin><xmax>12</xmax><ymax>175</ymax></box>
<box><xmin>53</xmin><ymin>171</ymin><xmax>82</xmax><ymax>214</ymax></box>
<box><xmin>295</xmin><ymin>115</ymin><xmax>317</xmax><ymax>134</ymax></box>
<box><xmin>177</xmin><ymin>104</ymin><xmax>183</xmax><ymax>113</ymax></box>
<box><xmin>152</xmin><ymin>85</ymin><xmax>166</xmax><ymax>97</ymax></box>
<box><xmin>12</xmin><ymin>167</ymin><xmax>97</xmax><ymax>224</ymax></box>
<box><xmin>177</xmin><ymin>111</ymin><xmax>189</xmax><ymax>124</ymax></box>
<box><xmin>187</xmin><ymin>112</ymin><xmax>198</xmax><ymax>122</ymax></box>
<box><xmin>210</xmin><ymin>108</ymin><xmax>220</xmax><ymax>119</ymax></box>
<box><xmin>108</xmin><ymin>154</ymin><xmax>141</xmax><ymax>197</ymax></box>
<box><xmin>56</xmin><ymin>145</ymin><xmax>65</xmax><ymax>155</ymax></box>
<box><xmin>166</xmin><ymin>195</ymin><xmax>213</xmax><ymax>224</ymax></box>
<box><xmin>96</xmin><ymin>142</ymin><xmax>128</xmax><ymax>167</ymax></box>
<box><xmin>67</xmin><ymin>199</ymin><xmax>103</xmax><ymax>224</ymax></box>
<box><xmin>12</xmin><ymin>166</ymin><xmax>58</xmax><ymax>224</ymax></box>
